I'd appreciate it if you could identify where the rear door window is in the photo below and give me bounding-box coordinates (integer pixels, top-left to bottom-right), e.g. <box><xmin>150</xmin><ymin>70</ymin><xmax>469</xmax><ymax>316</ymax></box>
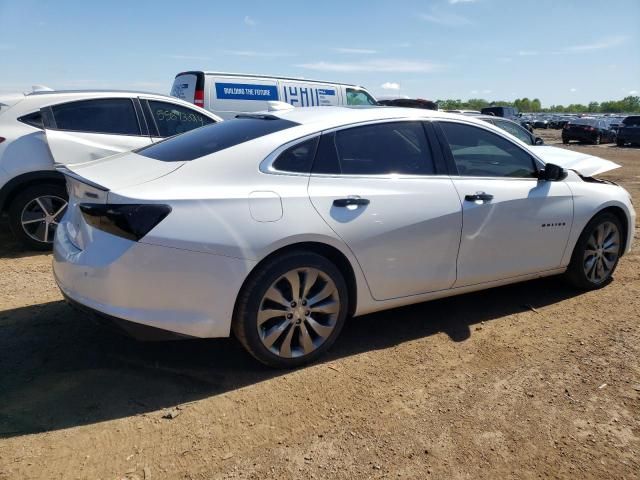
<box><xmin>313</xmin><ymin>121</ymin><xmax>435</xmax><ymax>175</ymax></box>
<box><xmin>51</xmin><ymin>98</ymin><xmax>141</xmax><ymax>135</ymax></box>
<box><xmin>137</xmin><ymin>116</ymin><xmax>299</xmax><ymax>162</ymax></box>
<box><xmin>18</xmin><ymin>111</ymin><xmax>44</xmax><ymax>129</ymax></box>
<box><xmin>145</xmin><ymin>100</ymin><xmax>215</xmax><ymax>138</ymax></box>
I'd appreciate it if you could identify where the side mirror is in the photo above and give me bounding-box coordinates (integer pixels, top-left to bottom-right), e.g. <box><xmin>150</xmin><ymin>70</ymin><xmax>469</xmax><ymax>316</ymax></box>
<box><xmin>539</xmin><ymin>163</ymin><xmax>566</xmax><ymax>181</ymax></box>
<box><xmin>534</xmin><ymin>136</ymin><xmax>544</xmax><ymax>145</ymax></box>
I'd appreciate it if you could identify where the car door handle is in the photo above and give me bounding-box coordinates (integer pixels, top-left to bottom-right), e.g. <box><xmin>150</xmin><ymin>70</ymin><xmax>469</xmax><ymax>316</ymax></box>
<box><xmin>333</xmin><ymin>197</ymin><xmax>370</xmax><ymax>207</ymax></box>
<box><xmin>464</xmin><ymin>193</ymin><xmax>494</xmax><ymax>202</ymax></box>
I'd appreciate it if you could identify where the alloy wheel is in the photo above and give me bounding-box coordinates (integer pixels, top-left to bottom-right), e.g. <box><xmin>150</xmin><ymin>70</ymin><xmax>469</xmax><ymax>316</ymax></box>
<box><xmin>583</xmin><ymin>221</ymin><xmax>620</xmax><ymax>284</ymax></box>
<box><xmin>257</xmin><ymin>267</ymin><xmax>340</xmax><ymax>358</ymax></box>
<box><xmin>20</xmin><ymin>195</ymin><xmax>68</xmax><ymax>244</ymax></box>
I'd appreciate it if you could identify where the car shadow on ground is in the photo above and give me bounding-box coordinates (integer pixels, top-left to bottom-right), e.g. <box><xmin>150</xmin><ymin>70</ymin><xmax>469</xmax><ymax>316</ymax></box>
<box><xmin>0</xmin><ymin>217</ymin><xmax>51</xmax><ymax>259</ymax></box>
<box><xmin>0</xmin><ymin>276</ymin><xmax>587</xmax><ymax>438</ymax></box>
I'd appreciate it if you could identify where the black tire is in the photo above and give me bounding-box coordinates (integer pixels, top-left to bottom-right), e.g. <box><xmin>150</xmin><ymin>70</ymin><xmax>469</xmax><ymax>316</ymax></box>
<box><xmin>232</xmin><ymin>251</ymin><xmax>349</xmax><ymax>368</ymax></box>
<box><xmin>594</xmin><ymin>134</ymin><xmax>601</xmax><ymax>145</ymax></box>
<box><xmin>565</xmin><ymin>212</ymin><xmax>623</xmax><ymax>290</ymax></box>
<box><xmin>7</xmin><ymin>183</ymin><xmax>68</xmax><ymax>251</ymax></box>
<box><xmin>562</xmin><ymin>137</ymin><xmax>570</xmax><ymax>145</ymax></box>
<box><xmin>616</xmin><ymin>139</ymin><xmax>625</xmax><ymax>147</ymax></box>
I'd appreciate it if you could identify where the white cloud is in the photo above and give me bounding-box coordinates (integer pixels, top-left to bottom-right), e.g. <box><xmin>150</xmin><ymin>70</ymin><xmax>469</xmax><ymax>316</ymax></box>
<box><xmin>296</xmin><ymin>59</ymin><xmax>442</xmax><ymax>73</ymax></box>
<box><xmin>223</xmin><ymin>50</ymin><xmax>296</xmax><ymax>58</ymax></box>
<box><xmin>381</xmin><ymin>82</ymin><xmax>401</xmax><ymax>90</ymax></box>
<box><xmin>0</xmin><ymin>44</ymin><xmax>15</xmax><ymax>50</ymax></box>
<box><xmin>482</xmin><ymin>89</ymin><xmax>492</xmax><ymax>94</ymax></box>
<box><xmin>244</xmin><ymin>15</ymin><xmax>257</xmax><ymax>26</ymax></box>
<box><xmin>570</xmin><ymin>88</ymin><xmax>577</xmax><ymax>92</ymax></box>
<box><xmin>563</xmin><ymin>35</ymin><xmax>627</xmax><ymax>53</ymax></box>
<box><xmin>497</xmin><ymin>57</ymin><xmax>512</xmax><ymax>62</ymax></box>
<box><xmin>470</xmin><ymin>89</ymin><xmax>479</xmax><ymax>95</ymax></box>
<box><xmin>449</xmin><ymin>0</ymin><xmax>476</xmax><ymax>3</ymax></box>
<box><xmin>394</xmin><ymin>42</ymin><xmax>412</xmax><ymax>48</ymax></box>
<box><xmin>629</xmin><ymin>90</ymin><xmax>638</xmax><ymax>95</ymax></box>
<box><xmin>333</xmin><ymin>47</ymin><xmax>377</xmax><ymax>54</ymax></box>
<box><xmin>518</xmin><ymin>50</ymin><xmax>539</xmax><ymax>56</ymax></box>
<box><xmin>419</xmin><ymin>11</ymin><xmax>471</xmax><ymax>26</ymax></box>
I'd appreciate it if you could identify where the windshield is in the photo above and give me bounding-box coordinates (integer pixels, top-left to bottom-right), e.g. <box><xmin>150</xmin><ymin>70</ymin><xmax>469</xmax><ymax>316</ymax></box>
<box><xmin>137</xmin><ymin>116</ymin><xmax>299</xmax><ymax>162</ymax></box>
<box><xmin>346</xmin><ymin>88</ymin><xmax>378</xmax><ymax>106</ymax></box>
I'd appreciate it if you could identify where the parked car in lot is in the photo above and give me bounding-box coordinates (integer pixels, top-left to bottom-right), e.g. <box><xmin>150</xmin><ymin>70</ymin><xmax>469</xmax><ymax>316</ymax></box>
<box><xmin>476</xmin><ymin>115</ymin><xmax>544</xmax><ymax>145</ymax></box>
<box><xmin>171</xmin><ymin>71</ymin><xmax>378</xmax><ymax>120</ymax></box>
<box><xmin>533</xmin><ymin>118</ymin><xmax>550</xmax><ymax>129</ymax></box>
<box><xmin>616</xmin><ymin>115</ymin><xmax>640</xmax><ymax>147</ymax></box>
<box><xmin>378</xmin><ymin>97</ymin><xmax>438</xmax><ymax>110</ymax></box>
<box><xmin>480</xmin><ymin>106</ymin><xmax>519</xmax><ymax>120</ymax></box>
<box><xmin>52</xmin><ymin>106</ymin><xmax>635</xmax><ymax>368</ymax></box>
<box><xmin>562</xmin><ymin>118</ymin><xmax>617</xmax><ymax>145</ymax></box>
<box><xmin>0</xmin><ymin>89</ymin><xmax>221</xmax><ymax>249</ymax></box>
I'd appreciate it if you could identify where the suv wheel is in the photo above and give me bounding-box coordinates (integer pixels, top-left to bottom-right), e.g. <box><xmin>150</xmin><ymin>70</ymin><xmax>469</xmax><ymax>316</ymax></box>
<box><xmin>233</xmin><ymin>251</ymin><xmax>349</xmax><ymax>368</ymax></box>
<box><xmin>8</xmin><ymin>184</ymin><xmax>68</xmax><ymax>251</ymax></box>
<box><xmin>565</xmin><ymin>212</ymin><xmax>622</xmax><ymax>290</ymax></box>
<box><xmin>594</xmin><ymin>134</ymin><xmax>602</xmax><ymax>145</ymax></box>
<box><xmin>616</xmin><ymin>138</ymin><xmax>625</xmax><ymax>147</ymax></box>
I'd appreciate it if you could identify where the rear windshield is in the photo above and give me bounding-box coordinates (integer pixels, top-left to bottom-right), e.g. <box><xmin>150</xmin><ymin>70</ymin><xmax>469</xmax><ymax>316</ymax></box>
<box><xmin>570</xmin><ymin>118</ymin><xmax>597</xmax><ymax>126</ymax></box>
<box><xmin>137</xmin><ymin>116</ymin><xmax>299</xmax><ymax>162</ymax></box>
<box><xmin>623</xmin><ymin>116</ymin><xmax>640</xmax><ymax>126</ymax></box>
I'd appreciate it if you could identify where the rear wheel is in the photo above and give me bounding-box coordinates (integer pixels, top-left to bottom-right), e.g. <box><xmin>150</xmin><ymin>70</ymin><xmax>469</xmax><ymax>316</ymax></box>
<box><xmin>233</xmin><ymin>251</ymin><xmax>349</xmax><ymax>368</ymax></box>
<box><xmin>8</xmin><ymin>184</ymin><xmax>68</xmax><ymax>251</ymax></box>
<box><xmin>616</xmin><ymin>139</ymin><xmax>625</xmax><ymax>147</ymax></box>
<box><xmin>594</xmin><ymin>134</ymin><xmax>601</xmax><ymax>145</ymax></box>
<box><xmin>562</xmin><ymin>137</ymin><xmax>570</xmax><ymax>145</ymax></box>
<box><xmin>565</xmin><ymin>213</ymin><xmax>622</xmax><ymax>290</ymax></box>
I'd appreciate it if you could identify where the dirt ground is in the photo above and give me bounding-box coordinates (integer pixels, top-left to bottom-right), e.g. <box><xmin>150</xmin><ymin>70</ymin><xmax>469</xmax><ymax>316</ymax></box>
<box><xmin>0</xmin><ymin>129</ymin><xmax>638</xmax><ymax>480</ymax></box>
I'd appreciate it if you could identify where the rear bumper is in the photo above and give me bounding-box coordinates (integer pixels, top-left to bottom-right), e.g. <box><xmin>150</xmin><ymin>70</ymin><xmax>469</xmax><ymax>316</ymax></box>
<box><xmin>562</xmin><ymin>131</ymin><xmax>597</xmax><ymax>142</ymax></box>
<box><xmin>617</xmin><ymin>130</ymin><xmax>640</xmax><ymax>143</ymax></box>
<box><xmin>63</xmin><ymin>292</ymin><xmax>192</xmax><ymax>341</ymax></box>
<box><xmin>53</xmin><ymin>221</ymin><xmax>255</xmax><ymax>338</ymax></box>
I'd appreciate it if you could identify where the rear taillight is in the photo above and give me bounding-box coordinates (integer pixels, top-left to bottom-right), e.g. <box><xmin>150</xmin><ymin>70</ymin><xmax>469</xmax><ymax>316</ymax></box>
<box><xmin>194</xmin><ymin>89</ymin><xmax>204</xmax><ymax>107</ymax></box>
<box><xmin>79</xmin><ymin>204</ymin><xmax>171</xmax><ymax>241</ymax></box>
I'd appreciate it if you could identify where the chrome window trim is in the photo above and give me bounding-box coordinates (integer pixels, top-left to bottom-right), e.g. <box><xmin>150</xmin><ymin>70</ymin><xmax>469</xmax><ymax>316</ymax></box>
<box><xmin>260</xmin><ymin>117</ymin><xmax>441</xmax><ymax>177</ymax></box>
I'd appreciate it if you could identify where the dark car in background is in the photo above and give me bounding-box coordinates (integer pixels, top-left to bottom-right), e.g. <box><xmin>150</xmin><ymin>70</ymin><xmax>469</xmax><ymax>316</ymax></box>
<box><xmin>475</xmin><ymin>115</ymin><xmax>543</xmax><ymax>145</ymax></box>
<box><xmin>562</xmin><ymin>118</ymin><xmax>617</xmax><ymax>145</ymax></box>
<box><xmin>378</xmin><ymin>98</ymin><xmax>438</xmax><ymax>110</ymax></box>
<box><xmin>616</xmin><ymin>115</ymin><xmax>640</xmax><ymax>147</ymax></box>
<box><xmin>480</xmin><ymin>106</ymin><xmax>519</xmax><ymax>120</ymax></box>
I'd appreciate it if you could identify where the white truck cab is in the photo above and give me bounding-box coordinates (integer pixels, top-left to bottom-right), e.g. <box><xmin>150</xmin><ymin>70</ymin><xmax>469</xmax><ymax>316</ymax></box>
<box><xmin>171</xmin><ymin>71</ymin><xmax>378</xmax><ymax>119</ymax></box>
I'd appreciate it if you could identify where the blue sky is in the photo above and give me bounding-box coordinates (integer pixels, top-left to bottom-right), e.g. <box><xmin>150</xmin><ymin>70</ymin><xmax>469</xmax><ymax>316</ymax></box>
<box><xmin>0</xmin><ymin>0</ymin><xmax>638</xmax><ymax>106</ymax></box>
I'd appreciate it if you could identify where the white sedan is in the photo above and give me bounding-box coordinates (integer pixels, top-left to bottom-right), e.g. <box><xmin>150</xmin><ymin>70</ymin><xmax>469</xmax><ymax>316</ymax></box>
<box><xmin>52</xmin><ymin>107</ymin><xmax>635</xmax><ymax>367</ymax></box>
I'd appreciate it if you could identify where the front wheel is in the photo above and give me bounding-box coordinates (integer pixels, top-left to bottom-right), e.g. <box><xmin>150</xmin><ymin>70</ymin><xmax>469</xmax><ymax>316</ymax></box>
<box><xmin>594</xmin><ymin>134</ymin><xmax>601</xmax><ymax>145</ymax></box>
<box><xmin>233</xmin><ymin>251</ymin><xmax>349</xmax><ymax>368</ymax></box>
<box><xmin>565</xmin><ymin>213</ymin><xmax>623</xmax><ymax>290</ymax></box>
<box><xmin>616</xmin><ymin>139</ymin><xmax>625</xmax><ymax>147</ymax></box>
<box><xmin>8</xmin><ymin>184</ymin><xmax>68</xmax><ymax>251</ymax></box>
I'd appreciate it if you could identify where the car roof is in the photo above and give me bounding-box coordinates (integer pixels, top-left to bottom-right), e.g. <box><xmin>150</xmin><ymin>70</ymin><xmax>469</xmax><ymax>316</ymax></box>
<box><xmin>26</xmin><ymin>89</ymin><xmax>170</xmax><ymax>97</ymax></box>
<box><xmin>185</xmin><ymin>71</ymin><xmax>372</xmax><ymax>90</ymax></box>
<box><xmin>265</xmin><ymin>106</ymin><xmax>487</xmax><ymax>131</ymax></box>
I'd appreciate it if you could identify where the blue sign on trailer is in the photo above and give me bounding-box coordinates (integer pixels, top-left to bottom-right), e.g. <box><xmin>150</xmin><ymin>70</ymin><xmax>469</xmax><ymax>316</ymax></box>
<box><xmin>215</xmin><ymin>83</ymin><xmax>279</xmax><ymax>101</ymax></box>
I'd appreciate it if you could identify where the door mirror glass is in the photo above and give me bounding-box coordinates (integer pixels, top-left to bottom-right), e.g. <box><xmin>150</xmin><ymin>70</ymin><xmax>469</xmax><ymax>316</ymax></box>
<box><xmin>534</xmin><ymin>136</ymin><xmax>544</xmax><ymax>145</ymax></box>
<box><xmin>540</xmin><ymin>163</ymin><xmax>566</xmax><ymax>181</ymax></box>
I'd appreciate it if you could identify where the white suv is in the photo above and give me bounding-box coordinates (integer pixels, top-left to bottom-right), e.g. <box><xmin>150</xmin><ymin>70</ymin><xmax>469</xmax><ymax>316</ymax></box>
<box><xmin>0</xmin><ymin>89</ymin><xmax>221</xmax><ymax>249</ymax></box>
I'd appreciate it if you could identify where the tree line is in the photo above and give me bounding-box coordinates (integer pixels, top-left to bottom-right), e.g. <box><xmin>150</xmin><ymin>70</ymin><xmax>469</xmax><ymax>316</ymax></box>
<box><xmin>435</xmin><ymin>95</ymin><xmax>640</xmax><ymax>114</ymax></box>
